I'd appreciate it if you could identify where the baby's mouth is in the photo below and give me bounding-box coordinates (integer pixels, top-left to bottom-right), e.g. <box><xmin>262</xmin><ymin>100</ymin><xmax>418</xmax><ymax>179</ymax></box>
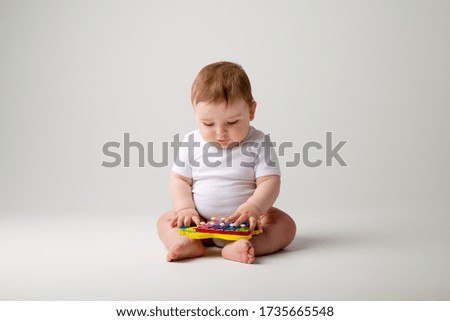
<box><xmin>216</xmin><ymin>139</ymin><xmax>239</xmax><ymax>149</ymax></box>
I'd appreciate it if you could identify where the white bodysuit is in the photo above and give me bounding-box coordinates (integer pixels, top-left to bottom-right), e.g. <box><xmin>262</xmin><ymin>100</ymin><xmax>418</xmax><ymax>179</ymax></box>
<box><xmin>172</xmin><ymin>126</ymin><xmax>281</xmax><ymax>219</ymax></box>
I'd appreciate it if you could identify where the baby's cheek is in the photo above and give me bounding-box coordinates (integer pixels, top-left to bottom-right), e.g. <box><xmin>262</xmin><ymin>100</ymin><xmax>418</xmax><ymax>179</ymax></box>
<box><xmin>234</xmin><ymin>127</ymin><xmax>249</xmax><ymax>142</ymax></box>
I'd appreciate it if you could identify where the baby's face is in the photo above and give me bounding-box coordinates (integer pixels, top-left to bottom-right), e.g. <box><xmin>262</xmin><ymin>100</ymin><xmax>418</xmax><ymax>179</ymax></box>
<box><xmin>194</xmin><ymin>98</ymin><xmax>256</xmax><ymax>149</ymax></box>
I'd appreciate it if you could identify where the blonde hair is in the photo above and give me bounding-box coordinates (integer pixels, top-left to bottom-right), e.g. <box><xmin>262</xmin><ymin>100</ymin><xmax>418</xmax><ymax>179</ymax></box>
<box><xmin>191</xmin><ymin>61</ymin><xmax>254</xmax><ymax>106</ymax></box>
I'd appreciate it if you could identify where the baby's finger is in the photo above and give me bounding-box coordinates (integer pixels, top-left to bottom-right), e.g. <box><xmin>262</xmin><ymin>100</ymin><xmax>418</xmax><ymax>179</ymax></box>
<box><xmin>225</xmin><ymin>211</ymin><xmax>241</xmax><ymax>223</ymax></box>
<box><xmin>170</xmin><ymin>217</ymin><xmax>177</xmax><ymax>228</ymax></box>
<box><xmin>256</xmin><ymin>219</ymin><xmax>262</xmax><ymax>232</ymax></box>
<box><xmin>183</xmin><ymin>216</ymin><xmax>191</xmax><ymax>227</ymax></box>
<box><xmin>192</xmin><ymin>215</ymin><xmax>201</xmax><ymax>226</ymax></box>
<box><xmin>248</xmin><ymin>216</ymin><xmax>257</xmax><ymax>232</ymax></box>
<box><xmin>256</xmin><ymin>219</ymin><xmax>263</xmax><ymax>233</ymax></box>
<box><xmin>177</xmin><ymin>216</ymin><xmax>184</xmax><ymax>227</ymax></box>
<box><xmin>233</xmin><ymin>217</ymin><xmax>245</xmax><ymax>227</ymax></box>
<box><xmin>233</xmin><ymin>211</ymin><xmax>250</xmax><ymax>226</ymax></box>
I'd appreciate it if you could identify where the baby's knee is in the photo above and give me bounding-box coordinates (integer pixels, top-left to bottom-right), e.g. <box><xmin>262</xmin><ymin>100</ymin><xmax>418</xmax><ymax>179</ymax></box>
<box><xmin>286</xmin><ymin>215</ymin><xmax>297</xmax><ymax>243</ymax></box>
<box><xmin>263</xmin><ymin>208</ymin><xmax>297</xmax><ymax>244</ymax></box>
<box><xmin>283</xmin><ymin>213</ymin><xmax>297</xmax><ymax>234</ymax></box>
<box><xmin>279</xmin><ymin>212</ymin><xmax>296</xmax><ymax>245</ymax></box>
<box><xmin>263</xmin><ymin>208</ymin><xmax>295</xmax><ymax>226</ymax></box>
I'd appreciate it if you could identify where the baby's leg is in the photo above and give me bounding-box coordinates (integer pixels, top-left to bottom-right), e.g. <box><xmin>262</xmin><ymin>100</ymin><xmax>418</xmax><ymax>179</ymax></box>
<box><xmin>251</xmin><ymin>207</ymin><xmax>296</xmax><ymax>256</ymax></box>
<box><xmin>221</xmin><ymin>207</ymin><xmax>296</xmax><ymax>263</ymax></box>
<box><xmin>157</xmin><ymin>211</ymin><xmax>205</xmax><ymax>262</ymax></box>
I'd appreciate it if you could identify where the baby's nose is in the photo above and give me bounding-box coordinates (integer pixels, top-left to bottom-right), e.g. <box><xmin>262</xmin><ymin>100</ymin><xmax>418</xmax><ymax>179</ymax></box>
<box><xmin>216</xmin><ymin>126</ymin><xmax>227</xmax><ymax>136</ymax></box>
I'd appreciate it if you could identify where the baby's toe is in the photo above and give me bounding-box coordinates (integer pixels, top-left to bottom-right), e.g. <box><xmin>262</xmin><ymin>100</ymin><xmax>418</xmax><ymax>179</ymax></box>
<box><xmin>222</xmin><ymin>239</ymin><xmax>255</xmax><ymax>264</ymax></box>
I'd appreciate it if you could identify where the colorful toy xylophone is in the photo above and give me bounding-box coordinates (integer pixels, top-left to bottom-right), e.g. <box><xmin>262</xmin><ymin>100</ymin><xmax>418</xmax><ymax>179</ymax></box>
<box><xmin>178</xmin><ymin>217</ymin><xmax>260</xmax><ymax>241</ymax></box>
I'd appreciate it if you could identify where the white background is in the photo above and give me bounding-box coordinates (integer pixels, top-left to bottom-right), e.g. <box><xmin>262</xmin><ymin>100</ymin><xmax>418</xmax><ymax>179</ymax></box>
<box><xmin>1</xmin><ymin>0</ymin><xmax>449</xmax><ymax>300</ymax></box>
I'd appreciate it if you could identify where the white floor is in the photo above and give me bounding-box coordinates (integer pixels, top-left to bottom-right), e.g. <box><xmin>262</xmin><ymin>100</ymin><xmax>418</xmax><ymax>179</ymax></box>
<box><xmin>1</xmin><ymin>205</ymin><xmax>449</xmax><ymax>301</ymax></box>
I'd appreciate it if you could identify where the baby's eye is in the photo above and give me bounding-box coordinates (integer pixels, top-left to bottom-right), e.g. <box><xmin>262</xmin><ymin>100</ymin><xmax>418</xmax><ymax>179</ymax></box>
<box><xmin>227</xmin><ymin>120</ymin><xmax>239</xmax><ymax>125</ymax></box>
<box><xmin>203</xmin><ymin>122</ymin><xmax>214</xmax><ymax>127</ymax></box>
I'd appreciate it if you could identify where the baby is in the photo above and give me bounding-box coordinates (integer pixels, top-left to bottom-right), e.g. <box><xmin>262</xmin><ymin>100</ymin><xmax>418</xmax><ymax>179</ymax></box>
<box><xmin>157</xmin><ymin>61</ymin><xmax>296</xmax><ymax>264</ymax></box>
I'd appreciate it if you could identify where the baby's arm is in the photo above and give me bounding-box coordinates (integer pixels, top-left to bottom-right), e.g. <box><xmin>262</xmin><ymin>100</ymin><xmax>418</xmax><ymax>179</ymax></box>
<box><xmin>169</xmin><ymin>172</ymin><xmax>201</xmax><ymax>227</ymax></box>
<box><xmin>226</xmin><ymin>175</ymin><xmax>281</xmax><ymax>232</ymax></box>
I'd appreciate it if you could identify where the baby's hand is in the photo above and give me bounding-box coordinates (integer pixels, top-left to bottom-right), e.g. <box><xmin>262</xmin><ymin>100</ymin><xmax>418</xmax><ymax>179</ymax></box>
<box><xmin>225</xmin><ymin>202</ymin><xmax>263</xmax><ymax>233</ymax></box>
<box><xmin>170</xmin><ymin>209</ymin><xmax>201</xmax><ymax>228</ymax></box>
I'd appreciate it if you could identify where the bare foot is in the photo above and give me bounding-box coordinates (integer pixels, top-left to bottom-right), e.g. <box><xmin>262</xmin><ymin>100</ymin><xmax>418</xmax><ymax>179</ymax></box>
<box><xmin>167</xmin><ymin>239</ymin><xmax>205</xmax><ymax>262</ymax></box>
<box><xmin>221</xmin><ymin>239</ymin><xmax>255</xmax><ymax>264</ymax></box>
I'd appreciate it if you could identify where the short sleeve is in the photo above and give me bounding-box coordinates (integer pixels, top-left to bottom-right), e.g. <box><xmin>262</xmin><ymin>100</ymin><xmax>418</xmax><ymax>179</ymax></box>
<box><xmin>254</xmin><ymin>134</ymin><xmax>281</xmax><ymax>178</ymax></box>
<box><xmin>171</xmin><ymin>134</ymin><xmax>193</xmax><ymax>179</ymax></box>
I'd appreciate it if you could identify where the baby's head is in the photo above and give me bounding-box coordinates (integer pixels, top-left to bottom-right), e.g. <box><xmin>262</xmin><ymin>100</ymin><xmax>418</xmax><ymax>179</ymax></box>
<box><xmin>191</xmin><ymin>61</ymin><xmax>255</xmax><ymax>107</ymax></box>
<box><xmin>191</xmin><ymin>61</ymin><xmax>257</xmax><ymax>148</ymax></box>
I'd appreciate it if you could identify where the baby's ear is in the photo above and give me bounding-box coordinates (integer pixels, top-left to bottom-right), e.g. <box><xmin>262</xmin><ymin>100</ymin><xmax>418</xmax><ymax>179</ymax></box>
<box><xmin>249</xmin><ymin>102</ymin><xmax>257</xmax><ymax>121</ymax></box>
